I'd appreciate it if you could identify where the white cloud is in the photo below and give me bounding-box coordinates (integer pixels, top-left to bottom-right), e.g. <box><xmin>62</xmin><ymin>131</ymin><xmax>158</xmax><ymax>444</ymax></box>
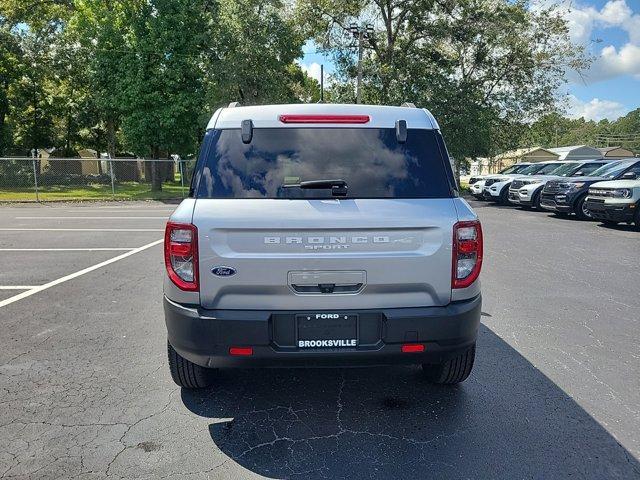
<box><xmin>297</xmin><ymin>61</ymin><xmax>322</xmax><ymax>82</ymax></box>
<box><xmin>566</xmin><ymin>94</ymin><xmax>628</xmax><ymax>121</ymax></box>
<box><xmin>297</xmin><ymin>60</ymin><xmax>335</xmax><ymax>87</ymax></box>
<box><xmin>598</xmin><ymin>43</ymin><xmax>640</xmax><ymax>78</ymax></box>
<box><xmin>559</xmin><ymin>0</ymin><xmax>640</xmax><ymax>82</ymax></box>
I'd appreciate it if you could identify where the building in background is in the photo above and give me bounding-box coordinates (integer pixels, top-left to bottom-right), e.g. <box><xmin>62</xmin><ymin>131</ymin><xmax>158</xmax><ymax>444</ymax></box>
<box><xmin>547</xmin><ymin>145</ymin><xmax>603</xmax><ymax>160</ymax></box>
<box><xmin>478</xmin><ymin>147</ymin><xmax>559</xmax><ymax>174</ymax></box>
<box><xmin>597</xmin><ymin>146</ymin><xmax>635</xmax><ymax>159</ymax></box>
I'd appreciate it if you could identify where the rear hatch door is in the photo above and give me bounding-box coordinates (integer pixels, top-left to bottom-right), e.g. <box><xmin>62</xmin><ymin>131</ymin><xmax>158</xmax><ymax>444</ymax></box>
<box><xmin>195</xmin><ymin>198</ymin><xmax>455</xmax><ymax>310</ymax></box>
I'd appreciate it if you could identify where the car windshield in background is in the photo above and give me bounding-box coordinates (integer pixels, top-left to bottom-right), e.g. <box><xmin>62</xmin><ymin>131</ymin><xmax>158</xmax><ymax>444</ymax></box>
<box><xmin>589</xmin><ymin>161</ymin><xmax>626</xmax><ymax>178</ymax></box>
<box><xmin>534</xmin><ymin>163</ymin><xmax>565</xmax><ymax>175</ymax></box>
<box><xmin>549</xmin><ymin>162</ymin><xmax>581</xmax><ymax>176</ymax></box>
<box><xmin>518</xmin><ymin>163</ymin><xmax>549</xmax><ymax>175</ymax></box>
<box><xmin>579</xmin><ymin>163</ymin><xmax>611</xmax><ymax>176</ymax></box>
<box><xmin>196</xmin><ymin>128</ymin><xmax>452</xmax><ymax>199</ymax></box>
<box><xmin>500</xmin><ymin>165</ymin><xmax>523</xmax><ymax>174</ymax></box>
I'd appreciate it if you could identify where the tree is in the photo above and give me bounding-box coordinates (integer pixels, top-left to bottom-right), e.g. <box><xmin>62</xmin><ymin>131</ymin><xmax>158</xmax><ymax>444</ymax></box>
<box><xmin>205</xmin><ymin>0</ymin><xmax>309</xmax><ymax>106</ymax></box>
<box><xmin>0</xmin><ymin>20</ymin><xmax>21</xmax><ymax>155</ymax></box>
<box><xmin>68</xmin><ymin>0</ymin><xmax>135</xmax><ymax>158</ymax></box>
<box><xmin>114</xmin><ymin>0</ymin><xmax>208</xmax><ymax>191</ymax></box>
<box><xmin>1</xmin><ymin>0</ymin><xmax>72</xmax><ymax>155</ymax></box>
<box><xmin>298</xmin><ymin>0</ymin><xmax>588</xmax><ymax>167</ymax></box>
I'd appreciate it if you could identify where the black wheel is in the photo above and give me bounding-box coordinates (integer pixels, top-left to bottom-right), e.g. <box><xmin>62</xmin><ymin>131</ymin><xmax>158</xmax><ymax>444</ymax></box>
<box><xmin>634</xmin><ymin>207</ymin><xmax>640</xmax><ymax>230</ymax></box>
<box><xmin>422</xmin><ymin>343</ymin><xmax>475</xmax><ymax>385</ymax></box>
<box><xmin>532</xmin><ymin>191</ymin><xmax>542</xmax><ymax>210</ymax></box>
<box><xmin>498</xmin><ymin>186</ymin><xmax>509</xmax><ymax>205</ymax></box>
<box><xmin>574</xmin><ymin>195</ymin><xmax>592</xmax><ymax>220</ymax></box>
<box><xmin>602</xmin><ymin>220</ymin><xmax>619</xmax><ymax>226</ymax></box>
<box><xmin>167</xmin><ymin>341</ymin><xmax>216</xmax><ymax>389</ymax></box>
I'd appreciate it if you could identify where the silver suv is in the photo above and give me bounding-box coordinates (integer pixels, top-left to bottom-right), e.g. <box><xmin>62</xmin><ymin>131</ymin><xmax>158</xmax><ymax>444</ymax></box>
<box><xmin>163</xmin><ymin>103</ymin><xmax>483</xmax><ymax>388</ymax></box>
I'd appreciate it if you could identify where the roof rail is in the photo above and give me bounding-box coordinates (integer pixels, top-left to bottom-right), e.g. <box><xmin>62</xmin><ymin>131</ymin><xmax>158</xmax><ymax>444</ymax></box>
<box><xmin>401</xmin><ymin>102</ymin><xmax>416</xmax><ymax>108</ymax></box>
<box><xmin>228</xmin><ymin>102</ymin><xmax>241</xmax><ymax>108</ymax></box>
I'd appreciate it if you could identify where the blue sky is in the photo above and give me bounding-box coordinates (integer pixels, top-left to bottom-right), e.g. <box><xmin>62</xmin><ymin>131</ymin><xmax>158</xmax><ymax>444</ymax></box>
<box><xmin>299</xmin><ymin>0</ymin><xmax>640</xmax><ymax>122</ymax></box>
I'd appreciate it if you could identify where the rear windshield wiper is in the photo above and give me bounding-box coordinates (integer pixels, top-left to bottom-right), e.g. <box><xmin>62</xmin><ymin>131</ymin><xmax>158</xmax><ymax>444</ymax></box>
<box><xmin>282</xmin><ymin>179</ymin><xmax>348</xmax><ymax>197</ymax></box>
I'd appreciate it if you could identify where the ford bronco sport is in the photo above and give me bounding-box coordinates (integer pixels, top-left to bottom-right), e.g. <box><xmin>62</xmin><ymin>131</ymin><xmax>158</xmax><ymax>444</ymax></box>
<box><xmin>585</xmin><ymin>178</ymin><xmax>640</xmax><ymax>227</ymax></box>
<box><xmin>164</xmin><ymin>103</ymin><xmax>482</xmax><ymax>388</ymax></box>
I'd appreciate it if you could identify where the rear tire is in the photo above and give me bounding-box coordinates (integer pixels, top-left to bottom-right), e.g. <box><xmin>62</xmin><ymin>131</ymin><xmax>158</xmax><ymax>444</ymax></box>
<box><xmin>167</xmin><ymin>341</ymin><xmax>216</xmax><ymax>389</ymax></box>
<box><xmin>602</xmin><ymin>220</ymin><xmax>619</xmax><ymax>226</ymax></box>
<box><xmin>422</xmin><ymin>343</ymin><xmax>475</xmax><ymax>385</ymax></box>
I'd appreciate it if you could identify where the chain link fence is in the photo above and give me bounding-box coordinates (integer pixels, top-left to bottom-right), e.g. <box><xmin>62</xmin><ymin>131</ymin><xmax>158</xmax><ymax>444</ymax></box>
<box><xmin>0</xmin><ymin>157</ymin><xmax>197</xmax><ymax>202</ymax></box>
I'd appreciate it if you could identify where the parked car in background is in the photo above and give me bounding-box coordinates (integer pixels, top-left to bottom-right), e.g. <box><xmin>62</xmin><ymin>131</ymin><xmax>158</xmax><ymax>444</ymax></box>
<box><xmin>585</xmin><ymin>178</ymin><xmax>640</xmax><ymax>227</ymax></box>
<box><xmin>483</xmin><ymin>161</ymin><xmax>566</xmax><ymax>205</ymax></box>
<box><xmin>540</xmin><ymin>159</ymin><xmax>640</xmax><ymax>220</ymax></box>
<box><xmin>508</xmin><ymin>160</ymin><xmax>612</xmax><ymax>210</ymax></box>
<box><xmin>469</xmin><ymin>163</ymin><xmax>533</xmax><ymax>200</ymax></box>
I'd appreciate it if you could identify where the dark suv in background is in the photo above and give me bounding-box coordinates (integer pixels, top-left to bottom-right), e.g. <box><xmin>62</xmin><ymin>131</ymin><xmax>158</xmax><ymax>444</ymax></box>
<box><xmin>540</xmin><ymin>160</ymin><xmax>640</xmax><ymax>219</ymax></box>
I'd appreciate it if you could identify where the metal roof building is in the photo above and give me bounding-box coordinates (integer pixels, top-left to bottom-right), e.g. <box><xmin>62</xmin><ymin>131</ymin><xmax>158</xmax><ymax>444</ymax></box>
<box><xmin>547</xmin><ymin>145</ymin><xmax>602</xmax><ymax>160</ymax></box>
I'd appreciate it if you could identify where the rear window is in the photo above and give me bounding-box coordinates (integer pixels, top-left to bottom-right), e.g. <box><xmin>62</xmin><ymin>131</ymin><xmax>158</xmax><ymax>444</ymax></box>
<box><xmin>195</xmin><ymin>128</ymin><xmax>453</xmax><ymax>199</ymax></box>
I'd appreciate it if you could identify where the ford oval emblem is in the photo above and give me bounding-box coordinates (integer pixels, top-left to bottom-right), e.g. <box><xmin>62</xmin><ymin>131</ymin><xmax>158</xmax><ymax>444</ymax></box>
<box><xmin>212</xmin><ymin>266</ymin><xmax>236</xmax><ymax>277</ymax></box>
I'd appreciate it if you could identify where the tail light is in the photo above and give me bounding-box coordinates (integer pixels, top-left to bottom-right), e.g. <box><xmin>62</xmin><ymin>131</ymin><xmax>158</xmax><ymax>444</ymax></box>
<box><xmin>164</xmin><ymin>222</ymin><xmax>198</xmax><ymax>291</ymax></box>
<box><xmin>452</xmin><ymin>220</ymin><xmax>483</xmax><ymax>289</ymax></box>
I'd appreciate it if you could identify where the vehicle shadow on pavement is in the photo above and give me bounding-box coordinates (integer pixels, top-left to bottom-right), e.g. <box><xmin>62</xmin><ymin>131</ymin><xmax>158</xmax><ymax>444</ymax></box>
<box><xmin>180</xmin><ymin>325</ymin><xmax>640</xmax><ymax>479</ymax></box>
<box><xmin>596</xmin><ymin>222</ymin><xmax>639</xmax><ymax>232</ymax></box>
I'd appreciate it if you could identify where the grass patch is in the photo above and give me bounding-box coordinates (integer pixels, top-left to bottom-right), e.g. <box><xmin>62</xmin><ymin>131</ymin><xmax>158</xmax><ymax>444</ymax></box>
<box><xmin>0</xmin><ymin>181</ymin><xmax>187</xmax><ymax>202</ymax></box>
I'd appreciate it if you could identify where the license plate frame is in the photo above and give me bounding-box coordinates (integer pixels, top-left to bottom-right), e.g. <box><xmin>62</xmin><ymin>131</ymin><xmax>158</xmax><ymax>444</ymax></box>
<box><xmin>296</xmin><ymin>313</ymin><xmax>358</xmax><ymax>349</ymax></box>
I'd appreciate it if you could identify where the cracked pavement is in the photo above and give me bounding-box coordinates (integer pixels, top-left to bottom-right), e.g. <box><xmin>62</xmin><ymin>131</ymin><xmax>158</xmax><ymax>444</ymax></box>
<box><xmin>1</xmin><ymin>200</ymin><xmax>639</xmax><ymax>479</ymax></box>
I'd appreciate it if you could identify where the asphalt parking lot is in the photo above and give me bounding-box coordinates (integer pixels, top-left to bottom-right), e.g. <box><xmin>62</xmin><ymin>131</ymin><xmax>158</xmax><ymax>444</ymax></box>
<box><xmin>0</xmin><ymin>199</ymin><xmax>639</xmax><ymax>479</ymax></box>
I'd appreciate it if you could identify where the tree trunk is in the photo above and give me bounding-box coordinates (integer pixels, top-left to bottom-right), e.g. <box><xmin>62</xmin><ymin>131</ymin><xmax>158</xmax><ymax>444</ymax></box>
<box><xmin>106</xmin><ymin>117</ymin><xmax>116</xmax><ymax>159</ymax></box>
<box><xmin>151</xmin><ymin>145</ymin><xmax>162</xmax><ymax>192</ymax></box>
<box><xmin>0</xmin><ymin>79</ymin><xmax>8</xmax><ymax>155</ymax></box>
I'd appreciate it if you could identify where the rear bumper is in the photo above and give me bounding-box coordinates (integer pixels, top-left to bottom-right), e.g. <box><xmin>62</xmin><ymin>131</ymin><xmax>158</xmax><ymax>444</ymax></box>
<box><xmin>585</xmin><ymin>200</ymin><xmax>636</xmax><ymax>222</ymax></box>
<box><xmin>164</xmin><ymin>295</ymin><xmax>482</xmax><ymax>368</ymax></box>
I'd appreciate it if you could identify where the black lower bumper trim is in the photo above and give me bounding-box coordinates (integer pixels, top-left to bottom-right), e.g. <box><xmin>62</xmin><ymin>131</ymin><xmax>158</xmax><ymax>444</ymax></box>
<box><xmin>164</xmin><ymin>295</ymin><xmax>482</xmax><ymax>368</ymax></box>
<box><xmin>585</xmin><ymin>201</ymin><xmax>636</xmax><ymax>222</ymax></box>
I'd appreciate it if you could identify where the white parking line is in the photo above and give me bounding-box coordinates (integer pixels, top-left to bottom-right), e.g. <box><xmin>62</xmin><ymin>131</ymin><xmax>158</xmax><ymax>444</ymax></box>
<box><xmin>61</xmin><ymin>208</ymin><xmax>175</xmax><ymax>211</ymax></box>
<box><xmin>0</xmin><ymin>228</ymin><xmax>163</xmax><ymax>232</ymax></box>
<box><xmin>0</xmin><ymin>286</ymin><xmax>38</xmax><ymax>290</ymax></box>
<box><xmin>0</xmin><ymin>248</ymin><xmax>136</xmax><ymax>252</ymax></box>
<box><xmin>0</xmin><ymin>239</ymin><xmax>163</xmax><ymax>309</ymax></box>
<box><xmin>15</xmin><ymin>216</ymin><xmax>168</xmax><ymax>220</ymax></box>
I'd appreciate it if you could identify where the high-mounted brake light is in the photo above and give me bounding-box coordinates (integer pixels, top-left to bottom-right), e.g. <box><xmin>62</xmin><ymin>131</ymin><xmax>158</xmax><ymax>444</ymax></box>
<box><xmin>452</xmin><ymin>220</ymin><xmax>483</xmax><ymax>289</ymax></box>
<box><xmin>164</xmin><ymin>222</ymin><xmax>199</xmax><ymax>291</ymax></box>
<box><xmin>278</xmin><ymin>114</ymin><xmax>370</xmax><ymax>124</ymax></box>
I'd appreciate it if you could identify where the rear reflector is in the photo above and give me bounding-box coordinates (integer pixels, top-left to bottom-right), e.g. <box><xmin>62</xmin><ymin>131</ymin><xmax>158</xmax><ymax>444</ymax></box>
<box><xmin>401</xmin><ymin>344</ymin><xmax>425</xmax><ymax>353</ymax></box>
<box><xmin>278</xmin><ymin>114</ymin><xmax>370</xmax><ymax>124</ymax></box>
<box><xmin>229</xmin><ymin>347</ymin><xmax>253</xmax><ymax>356</ymax></box>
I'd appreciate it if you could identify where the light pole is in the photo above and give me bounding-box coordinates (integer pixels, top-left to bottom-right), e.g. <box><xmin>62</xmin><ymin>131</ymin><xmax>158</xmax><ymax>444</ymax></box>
<box><xmin>348</xmin><ymin>23</ymin><xmax>374</xmax><ymax>104</ymax></box>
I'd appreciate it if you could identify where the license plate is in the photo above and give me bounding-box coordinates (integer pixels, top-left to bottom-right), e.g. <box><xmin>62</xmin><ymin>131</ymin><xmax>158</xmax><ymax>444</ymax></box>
<box><xmin>297</xmin><ymin>313</ymin><xmax>357</xmax><ymax>349</ymax></box>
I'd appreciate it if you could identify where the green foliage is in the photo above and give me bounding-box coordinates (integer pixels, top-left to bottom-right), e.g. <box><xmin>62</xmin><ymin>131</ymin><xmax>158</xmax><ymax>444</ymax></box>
<box><xmin>1</xmin><ymin>0</ymin><xmax>311</xmax><ymax>161</ymax></box>
<box><xmin>297</xmin><ymin>0</ymin><xmax>589</xmax><ymax>163</ymax></box>
<box><xmin>0</xmin><ymin>0</ymin><xmax>636</xmax><ymax>172</ymax></box>
<box><xmin>522</xmin><ymin>109</ymin><xmax>640</xmax><ymax>153</ymax></box>
<box><xmin>207</xmin><ymin>0</ymin><xmax>307</xmax><ymax>105</ymax></box>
